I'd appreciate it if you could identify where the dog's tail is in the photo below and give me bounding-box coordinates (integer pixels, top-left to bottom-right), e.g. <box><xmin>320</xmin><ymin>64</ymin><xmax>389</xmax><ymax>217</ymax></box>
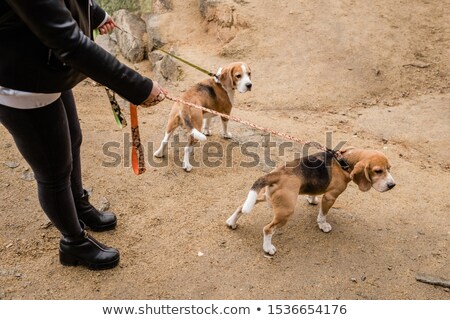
<box><xmin>179</xmin><ymin>111</ymin><xmax>207</xmax><ymax>141</ymax></box>
<box><xmin>242</xmin><ymin>172</ymin><xmax>281</xmax><ymax>214</ymax></box>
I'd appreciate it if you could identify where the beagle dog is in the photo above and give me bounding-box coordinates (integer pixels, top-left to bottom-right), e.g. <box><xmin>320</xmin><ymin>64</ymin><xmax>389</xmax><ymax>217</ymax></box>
<box><xmin>226</xmin><ymin>148</ymin><xmax>396</xmax><ymax>255</ymax></box>
<box><xmin>153</xmin><ymin>62</ymin><xmax>252</xmax><ymax>172</ymax></box>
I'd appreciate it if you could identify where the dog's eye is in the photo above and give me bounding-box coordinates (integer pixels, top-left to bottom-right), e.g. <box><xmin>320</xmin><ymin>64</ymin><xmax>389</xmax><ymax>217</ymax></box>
<box><xmin>236</xmin><ymin>74</ymin><xmax>242</xmax><ymax>79</ymax></box>
<box><xmin>374</xmin><ymin>169</ymin><xmax>383</xmax><ymax>174</ymax></box>
<box><xmin>248</xmin><ymin>72</ymin><xmax>251</xmax><ymax>77</ymax></box>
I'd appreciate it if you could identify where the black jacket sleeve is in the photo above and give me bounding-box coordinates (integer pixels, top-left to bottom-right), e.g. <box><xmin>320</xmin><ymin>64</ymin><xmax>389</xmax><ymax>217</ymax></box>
<box><xmin>91</xmin><ymin>0</ymin><xmax>107</xmax><ymax>29</ymax></box>
<box><xmin>4</xmin><ymin>0</ymin><xmax>152</xmax><ymax>105</ymax></box>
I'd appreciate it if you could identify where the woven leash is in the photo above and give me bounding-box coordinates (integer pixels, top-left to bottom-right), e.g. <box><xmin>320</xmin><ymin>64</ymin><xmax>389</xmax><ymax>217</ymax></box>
<box><xmin>104</xmin><ymin>88</ymin><xmax>146</xmax><ymax>175</ymax></box>
<box><xmin>164</xmin><ymin>94</ymin><xmax>344</xmax><ymax>159</ymax></box>
<box><xmin>130</xmin><ymin>103</ymin><xmax>146</xmax><ymax>175</ymax></box>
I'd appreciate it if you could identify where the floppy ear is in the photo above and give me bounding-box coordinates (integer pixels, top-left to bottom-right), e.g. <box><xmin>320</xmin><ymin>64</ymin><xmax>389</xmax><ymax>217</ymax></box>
<box><xmin>219</xmin><ymin>66</ymin><xmax>234</xmax><ymax>90</ymax></box>
<box><xmin>350</xmin><ymin>160</ymin><xmax>372</xmax><ymax>192</ymax></box>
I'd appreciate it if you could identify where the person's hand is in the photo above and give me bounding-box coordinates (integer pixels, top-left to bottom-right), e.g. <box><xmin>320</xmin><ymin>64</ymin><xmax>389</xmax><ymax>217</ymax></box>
<box><xmin>140</xmin><ymin>81</ymin><xmax>167</xmax><ymax>107</ymax></box>
<box><xmin>98</xmin><ymin>17</ymin><xmax>117</xmax><ymax>35</ymax></box>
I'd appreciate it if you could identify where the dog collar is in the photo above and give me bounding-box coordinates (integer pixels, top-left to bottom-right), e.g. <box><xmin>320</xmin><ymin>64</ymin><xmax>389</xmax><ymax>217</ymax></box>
<box><xmin>327</xmin><ymin>149</ymin><xmax>351</xmax><ymax>172</ymax></box>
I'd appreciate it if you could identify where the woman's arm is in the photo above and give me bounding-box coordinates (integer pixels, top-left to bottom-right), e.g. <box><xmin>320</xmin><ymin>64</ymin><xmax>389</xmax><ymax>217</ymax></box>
<box><xmin>5</xmin><ymin>0</ymin><xmax>153</xmax><ymax>105</ymax></box>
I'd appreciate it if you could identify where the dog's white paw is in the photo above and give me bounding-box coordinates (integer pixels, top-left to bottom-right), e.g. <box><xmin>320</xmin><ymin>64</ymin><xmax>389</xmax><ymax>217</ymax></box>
<box><xmin>318</xmin><ymin>222</ymin><xmax>332</xmax><ymax>233</ymax></box>
<box><xmin>226</xmin><ymin>218</ymin><xmax>237</xmax><ymax>230</ymax></box>
<box><xmin>307</xmin><ymin>195</ymin><xmax>319</xmax><ymax>205</ymax></box>
<box><xmin>183</xmin><ymin>163</ymin><xmax>193</xmax><ymax>172</ymax></box>
<box><xmin>221</xmin><ymin>132</ymin><xmax>233</xmax><ymax>139</ymax></box>
<box><xmin>153</xmin><ymin>149</ymin><xmax>165</xmax><ymax>158</ymax></box>
<box><xmin>263</xmin><ymin>244</ymin><xmax>277</xmax><ymax>255</ymax></box>
<box><xmin>202</xmin><ymin>128</ymin><xmax>212</xmax><ymax>136</ymax></box>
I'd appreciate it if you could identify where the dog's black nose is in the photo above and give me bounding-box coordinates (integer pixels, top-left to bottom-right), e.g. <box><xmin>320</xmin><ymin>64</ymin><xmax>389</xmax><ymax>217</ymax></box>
<box><xmin>246</xmin><ymin>83</ymin><xmax>252</xmax><ymax>90</ymax></box>
<box><xmin>387</xmin><ymin>182</ymin><xmax>396</xmax><ymax>190</ymax></box>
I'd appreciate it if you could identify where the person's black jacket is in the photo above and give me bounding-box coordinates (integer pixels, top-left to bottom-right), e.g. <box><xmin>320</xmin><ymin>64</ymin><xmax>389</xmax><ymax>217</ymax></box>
<box><xmin>0</xmin><ymin>0</ymin><xmax>152</xmax><ymax>105</ymax></box>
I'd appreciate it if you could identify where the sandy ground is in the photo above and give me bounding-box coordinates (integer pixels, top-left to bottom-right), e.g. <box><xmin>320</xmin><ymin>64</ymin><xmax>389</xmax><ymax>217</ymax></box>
<box><xmin>0</xmin><ymin>0</ymin><xmax>449</xmax><ymax>300</ymax></box>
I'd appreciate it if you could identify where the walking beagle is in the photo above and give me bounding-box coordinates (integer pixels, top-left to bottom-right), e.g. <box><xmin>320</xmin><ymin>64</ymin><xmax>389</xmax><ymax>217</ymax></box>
<box><xmin>226</xmin><ymin>148</ymin><xmax>396</xmax><ymax>255</ymax></box>
<box><xmin>153</xmin><ymin>62</ymin><xmax>252</xmax><ymax>172</ymax></box>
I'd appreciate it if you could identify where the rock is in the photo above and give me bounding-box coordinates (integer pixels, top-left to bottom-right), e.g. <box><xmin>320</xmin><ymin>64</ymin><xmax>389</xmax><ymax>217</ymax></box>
<box><xmin>95</xmin><ymin>34</ymin><xmax>118</xmax><ymax>56</ymax></box>
<box><xmin>159</xmin><ymin>55</ymin><xmax>182</xmax><ymax>81</ymax></box>
<box><xmin>145</xmin><ymin>14</ymin><xmax>165</xmax><ymax>51</ymax></box>
<box><xmin>113</xmin><ymin>10</ymin><xmax>147</xmax><ymax>63</ymax></box>
<box><xmin>4</xmin><ymin>161</ymin><xmax>19</xmax><ymax>169</ymax></box>
<box><xmin>98</xmin><ymin>197</ymin><xmax>110</xmax><ymax>212</ymax></box>
<box><xmin>153</xmin><ymin>0</ymin><xmax>173</xmax><ymax>14</ymax></box>
<box><xmin>200</xmin><ymin>0</ymin><xmax>234</xmax><ymax>27</ymax></box>
<box><xmin>21</xmin><ymin>169</ymin><xmax>35</xmax><ymax>182</ymax></box>
<box><xmin>148</xmin><ymin>51</ymin><xmax>164</xmax><ymax>71</ymax></box>
<box><xmin>40</xmin><ymin>221</ymin><xmax>53</xmax><ymax>229</ymax></box>
<box><xmin>150</xmin><ymin>50</ymin><xmax>182</xmax><ymax>82</ymax></box>
<box><xmin>199</xmin><ymin>0</ymin><xmax>249</xmax><ymax>44</ymax></box>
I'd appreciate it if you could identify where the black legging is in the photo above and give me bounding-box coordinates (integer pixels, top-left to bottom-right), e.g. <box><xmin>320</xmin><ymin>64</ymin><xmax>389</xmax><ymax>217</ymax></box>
<box><xmin>0</xmin><ymin>90</ymin><xmax>84</xmax><ymax>237</ymax></box>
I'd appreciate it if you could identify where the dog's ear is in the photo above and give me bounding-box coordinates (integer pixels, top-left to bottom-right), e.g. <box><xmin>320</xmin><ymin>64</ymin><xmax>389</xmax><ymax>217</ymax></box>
<box><xmin>219</xmin><ymin>66</ymin><xmax>234</xmax><ymax>90</ymax></box>
<box><xmin>350</xmin><ymin>160</ymin><xmax>372</xmax><ymax>192</ymax></box>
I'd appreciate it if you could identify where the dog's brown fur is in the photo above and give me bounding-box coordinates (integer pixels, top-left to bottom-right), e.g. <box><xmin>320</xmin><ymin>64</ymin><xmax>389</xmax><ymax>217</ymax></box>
<box><xmin>226</xmin><ymin>147</ymin><xmax>396</xmax><ymax>255</ymax></box>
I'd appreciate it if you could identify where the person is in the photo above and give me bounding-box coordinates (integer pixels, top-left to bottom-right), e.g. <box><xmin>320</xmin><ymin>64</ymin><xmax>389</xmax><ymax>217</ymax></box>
<box><xmin>0</xmin><ymin>0</ymin><xmax>167</xmax><ymax>270</ymax></box>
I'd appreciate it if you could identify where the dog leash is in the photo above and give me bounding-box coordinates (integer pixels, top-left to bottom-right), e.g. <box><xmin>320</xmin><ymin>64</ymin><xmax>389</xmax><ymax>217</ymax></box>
<box><xmin>104</xmin><ymin>88</ymin><xmax>127</xmax><ymax>128</ymax></box>
<box><xmin>130</xmin><ymin>103</ymin><xmax>146</xmax><ymax>175</ymax></box>
<box><xmin>164</xmin><ymin>94</ymin><xmax>348</xmax><ymax>164</ymax></box>
<box><xmin>114</xmin><ymin>29</ymin><xmax>216</xmax><ymax>78</ymax></box>
<box><xmin>158</xmin><ymin>49</ymin><xmax>217</xmax><ymax>78</ymax></box>
<box><xmin>111</xmin><ymin>29</ymin><xmax>348</xmax><ymax>169</ymax></box>
<box><xmin>104</xmin><ymin>88</ymin><xmax>145</xmax><ymax>175</ymax></box>
<box><xmin>97</xmin><ymin>27</ymin><xmax>147</xmax><ymax>175</ymax></box>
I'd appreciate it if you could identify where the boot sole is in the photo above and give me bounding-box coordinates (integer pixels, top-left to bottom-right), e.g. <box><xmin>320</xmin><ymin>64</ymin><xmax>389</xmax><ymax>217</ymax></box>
<box><xmin>80</xmin><ymin>220</ymin><xmax>117</xmax><ymax>232</ymax></box>
<box><xmin>59</xmin><ymin>250</ymin><xmax>120</xmax><ymax>270</ymax></box>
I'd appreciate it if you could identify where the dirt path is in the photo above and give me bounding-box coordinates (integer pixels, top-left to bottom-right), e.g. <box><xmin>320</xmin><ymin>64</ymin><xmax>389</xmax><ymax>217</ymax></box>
<box><xmin>0</xmin><ymin>0</ymin><xmax>449</xmax><ymax>299</ymax></box>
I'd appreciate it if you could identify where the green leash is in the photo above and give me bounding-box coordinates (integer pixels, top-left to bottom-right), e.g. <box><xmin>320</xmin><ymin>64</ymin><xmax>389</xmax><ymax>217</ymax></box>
<box><xmin>158</xmin><ymin>49</ymin><xmax>217</xmax><ymax>78</ymax></box>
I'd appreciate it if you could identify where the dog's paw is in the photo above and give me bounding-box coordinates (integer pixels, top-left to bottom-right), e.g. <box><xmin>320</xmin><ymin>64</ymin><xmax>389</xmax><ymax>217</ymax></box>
<box><xmin>202</xmin><ymin>128</ymin><xmax>212</xmax><ymax>136</ymax></box>
<box><xmin>221</xmin><ymin>132</ymin><xmax>233</xmax><ymax>139</ymax></box>
<box><xmin>183</xmin><ymin>163</ymin><xmax>193</xmax><ymax>172</ymax></box>
<box><xmin>318</xmin><ymin>222</ymin><xmax>332</xmax><ymax>233</ymax></box>
<box><xmin>226</xmin><ymin>218</ymin><xmax>237</xmax><ymax>230</ymax></box>
<box><xmin>263</xmin><ymin>244</ymin><xmax>277</xmax><ymax>255</ymax></box>
<box><xmin>153</xmin><ymin>149</ymin><xmax>165</xmax><ymax>158</ymax></box>
<box><xmin>307</xmin><ymin>195</ymin><xmax>319</xmax><ymax>205</ymax></box>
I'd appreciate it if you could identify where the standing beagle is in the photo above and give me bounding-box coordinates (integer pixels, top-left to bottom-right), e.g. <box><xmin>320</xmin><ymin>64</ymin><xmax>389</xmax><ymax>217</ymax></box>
<box><xmin>226</xmin><ymin>148</ymin><xmax>396</xmax><ymax>255</ymax></box>
<box><xmin>153</xmin><ymin>62</ymin><xmax>252</xmax><ymax>172</ymax></box>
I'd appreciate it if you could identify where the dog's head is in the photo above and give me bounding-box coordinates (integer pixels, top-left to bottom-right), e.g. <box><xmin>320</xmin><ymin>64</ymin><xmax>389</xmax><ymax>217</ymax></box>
<box><xmin>347</xmin><ymin>150</ymin><xmax>396</xmax><ymax>192</ymax></box>
<box><xmin>217</xmin><ymin>62</ymin><xmax>252</xmax><ymax>93</ymax></box>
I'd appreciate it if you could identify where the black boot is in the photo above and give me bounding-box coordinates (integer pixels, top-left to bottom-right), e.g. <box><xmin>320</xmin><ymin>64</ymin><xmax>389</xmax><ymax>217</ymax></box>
<box><xmin>59</xmin><ymin>230</ymin><xmax>120</xmax><ymax>270</ymax></box>
<box><xmin>75</xmin><ymin>189</ymin><xmax>117</xmax><ymax>231</ymax></box>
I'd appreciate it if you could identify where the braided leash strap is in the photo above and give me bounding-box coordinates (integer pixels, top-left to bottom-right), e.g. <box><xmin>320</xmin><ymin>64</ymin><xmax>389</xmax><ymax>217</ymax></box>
<box><xmin>164</xmin><ymin>94</ymin><xmax>342</xmax><ymax>158</ymax></box>
<box><xmin>104</xmin><ymin>88</ymin><xmax>127</xmax><ymax>128</ymax></box>
<box><xmin>130</xmin><ymin>103</ymin><xmax>146</xmax><ymax>175</ymax></box>
<box><xmin>104</xmin><ymin>88</ymin><xmax>145</xmax><ymax>175</ymax></box>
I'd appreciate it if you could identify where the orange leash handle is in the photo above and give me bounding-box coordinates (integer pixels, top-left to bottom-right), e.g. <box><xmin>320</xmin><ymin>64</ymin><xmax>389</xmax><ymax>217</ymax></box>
<box><xmin>130</xmin><ymin>103</ymin><xmax>146</xmax><ymax>175</ymax></box>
